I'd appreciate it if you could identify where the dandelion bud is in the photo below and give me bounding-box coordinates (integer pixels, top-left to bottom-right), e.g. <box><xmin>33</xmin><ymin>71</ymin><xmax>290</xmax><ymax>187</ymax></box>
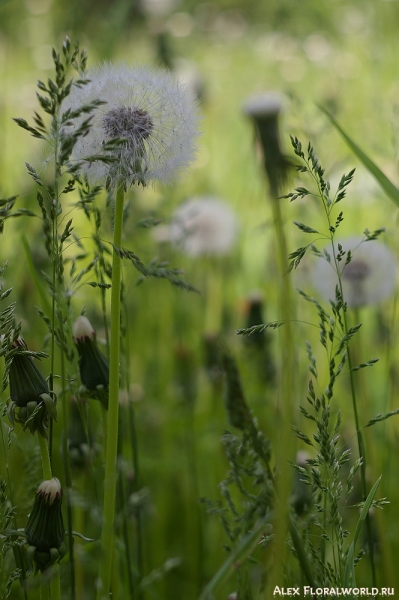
<box><xmin>6</xmin><ymin>336</ymin><xmax>57</xmax><ymax>438</ymax></box>
<box><xmin>73</xmin><ymin>316</ymin><xmax>109</xmax><ymax>408</ymax></box>
<box><xmin>243</xmin><ymin>291</ymin><xmax>267</xmax><ymax>350</ymax></box>
<box><xmin>24</xmin><ymin>478</ymin><xmax>66</xmax><ymax>573</ymax></box>
<box><xmin>68</xmin><ymin>396</ymin><xmax>93</xmax><ymax>468</ymax></box>
<box><xmin>242</xmin><ymin>291</ymin><xmax>276</xmax><ymax>383</ymax></box>
<box><xmin>243</xmin><ymin>92</ymin><xmax>289</xmax><ymax>197</ymax></box>
<box><xmin>221</xmin><ymin>350</ymin><xmax>251</xmax><ymax>430</ymax></box>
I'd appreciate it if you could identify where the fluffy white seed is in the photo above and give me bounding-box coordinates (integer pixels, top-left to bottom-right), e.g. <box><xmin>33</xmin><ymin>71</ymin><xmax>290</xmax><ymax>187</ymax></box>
<box><xmin>160</xmin><ymin>196</ymin><xmax>239</xmax><ymax>257</ymax></box>
<box><xmin>63</xmin><ymin>64</ymin><xmax>200</xmax><ymax>187</ymax></box>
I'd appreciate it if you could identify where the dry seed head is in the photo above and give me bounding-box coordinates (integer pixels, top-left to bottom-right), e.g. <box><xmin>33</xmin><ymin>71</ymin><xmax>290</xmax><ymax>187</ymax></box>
<box><xmin>63</xmin><ymin>63</ymin><xmax>200</xmax><ymax>187</ymax></box>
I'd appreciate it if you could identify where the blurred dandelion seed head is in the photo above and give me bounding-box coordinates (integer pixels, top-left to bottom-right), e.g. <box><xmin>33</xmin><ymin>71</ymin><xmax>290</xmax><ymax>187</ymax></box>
<box><xmin>64</xmin><ymin>64</ymin><xmax>200</xmax><ymax>187</ymax></box>
<box><xmin>160</xmin><ymin>196</ymin><xmax>239</xmax><ymax>257</ymax></box>
<box><xmin>313</xmin><ymin>237</ymin><xmax>397</xmax><ymax>307</ymax></box>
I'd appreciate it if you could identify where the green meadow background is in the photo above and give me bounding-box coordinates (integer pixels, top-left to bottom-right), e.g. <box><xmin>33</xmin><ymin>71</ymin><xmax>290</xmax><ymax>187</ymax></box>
<box><xmin>1</xmin><ymin>0</ymin><xmax>399</xmax><ymax>597</ymax></box>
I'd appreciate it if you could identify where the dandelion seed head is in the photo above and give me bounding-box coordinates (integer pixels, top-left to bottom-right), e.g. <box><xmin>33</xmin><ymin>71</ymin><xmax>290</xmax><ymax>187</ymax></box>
<box><xmin>163</xmin><ymin>196</ymin><xmax>239</xmax><ymax>257</ymax></box>
<box><xmin>64</xmin><ymin>64</ymin><xmax>200</xmax><ymax>187</ymax></box>
<box><xmin>341</xmin><ymin>258</ymin><xmax>370</xmax><ymax>283</ymax></box>
<box><xmin>312</xmin><ymin>236</ymin><xmax>397</xmax><ymax>308</ymax></box>
<box><xmin>102</xmin><ymin>106</ymin><xmax>154</xmax><ymax>141</ymax></box>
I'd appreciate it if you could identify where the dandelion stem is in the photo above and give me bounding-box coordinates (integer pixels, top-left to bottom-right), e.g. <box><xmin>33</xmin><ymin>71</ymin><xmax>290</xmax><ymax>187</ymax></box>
<box><xmin>97</xmin><ymin>183</ymin><xmax>125</xmax><ymax>599</ymax></box>
<box><xmin>50</xmin><ymin>566</ymin><xmax>62</xmax><ymax>600</ymax></box>
<box><xmin>38</xmin><ymin>434</ymin><xmax>52</xmax><ymax>480</ymax></box>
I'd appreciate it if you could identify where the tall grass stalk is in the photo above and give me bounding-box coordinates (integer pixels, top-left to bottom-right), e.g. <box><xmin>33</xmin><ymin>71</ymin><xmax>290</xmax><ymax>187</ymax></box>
<box><xmin>286</xmin><ymin>136</ymin><xmax>379</xmax><ymax>584</ymax></box>
<box><xmin>323</xmin><ymin>185</ymin><xmax>376</xmax><ymax>586</ymax></box>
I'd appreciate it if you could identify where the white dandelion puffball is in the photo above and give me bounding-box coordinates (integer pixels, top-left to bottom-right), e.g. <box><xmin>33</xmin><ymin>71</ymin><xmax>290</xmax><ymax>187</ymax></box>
<box><xmin>64</xmin><ymin>64</ymin><xmax>200</xmax><ymax>187</ymax></box>
<box><xmin>312</xmin><ymin>237</ymin><xmax>397</xmax><ymax>308</ymax></box>
<box><xmin>167</xmin><ymin>196</ymin><xmax>239</xmax><ymax>257</ymax></box>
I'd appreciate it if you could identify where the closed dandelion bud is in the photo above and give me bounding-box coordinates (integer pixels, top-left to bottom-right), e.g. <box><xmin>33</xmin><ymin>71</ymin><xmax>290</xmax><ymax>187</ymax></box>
<box><xmin>68</xmin><ymin>396</ymin><xmax>93</xmax><ymax>468</ymax></box>
<box><xmin>221</xmin><ymin>350</ymin><xmax>251</xmax><ymax>430</ymax></box>
<box><xmin>6</xmin><ymin>336</ymin><xmax>57</xmax><ymax>438</ymax></box>
<box><xmin>24</xmin><ymin>478</ymin><xmax>66</xmax><ymax>573</ymax></box>
<box><xmin>243</xmin><ymin>291</ymin><xmax>276</xmax><ymax>383</ymax></box>
<box><xmin>73</xmin><ymin>316</ymin><xmax>109</xmax><ymax>408</ymax></box>
<box><xmin>243</xmin><ymin>92</ymin><xmax>289</xmax><ymax>197</ymax></box>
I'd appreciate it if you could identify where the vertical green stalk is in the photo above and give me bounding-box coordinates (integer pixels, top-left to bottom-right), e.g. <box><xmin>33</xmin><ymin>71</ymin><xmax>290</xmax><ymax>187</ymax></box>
<box><xmin>97</xmin><ymin>184</ymin><xmax>125</xmax><ymax>599</ymax></box>
<box><xmin>267</xmin><ymin>196</ymin><xmax>295</xmax><ymax>593</ymax></box>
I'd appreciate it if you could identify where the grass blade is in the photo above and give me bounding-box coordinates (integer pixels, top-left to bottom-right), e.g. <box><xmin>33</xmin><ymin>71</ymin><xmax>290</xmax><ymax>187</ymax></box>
<box><xmin>319</xmin><ymin>106</ymin><xmax>399</xmax><ymax>207</ymax></box>
<box><xmin>198</xmin><ymin>512</ymin><xmax>273</xmax><ymax>600</ymax></box>
<box><xmin>343</xmin><ymin>475</ymin><xmax>382</xmax><ymax>590</ymax></box>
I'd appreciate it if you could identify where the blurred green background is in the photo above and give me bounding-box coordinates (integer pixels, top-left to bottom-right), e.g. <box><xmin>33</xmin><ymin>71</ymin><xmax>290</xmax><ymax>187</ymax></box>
<box><xmin>2</xmin><ymin>0</ymin><xmax>399</xmax><ymax>598</ymax></box>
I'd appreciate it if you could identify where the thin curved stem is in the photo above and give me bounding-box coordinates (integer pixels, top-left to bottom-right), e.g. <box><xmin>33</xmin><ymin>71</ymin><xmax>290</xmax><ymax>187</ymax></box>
<box><xmin>96</xmin><ymin>184</ymin><xmax>125</xmax><ymax>599</ymax></box>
